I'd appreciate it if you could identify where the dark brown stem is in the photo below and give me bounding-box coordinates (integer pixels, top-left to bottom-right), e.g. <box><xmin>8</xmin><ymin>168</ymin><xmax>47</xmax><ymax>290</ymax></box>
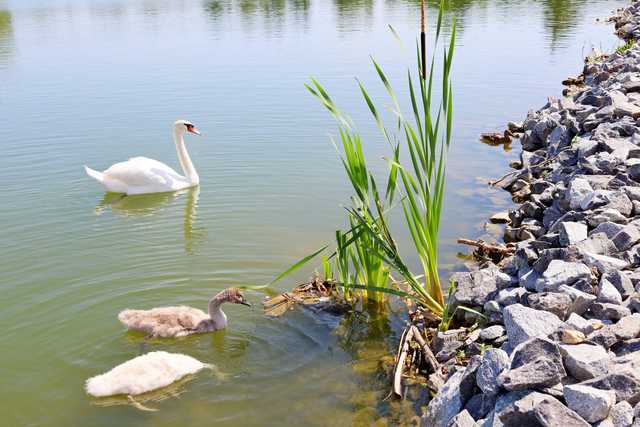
<box><xmin>420</xmin><ymin>0</ymin><xmax>426</xmax><ymax>80</ymax></box>
<box><xmin>410</xmin><ymin>325</ymin><xmax>439</xmax><ymax>373</ymax></box>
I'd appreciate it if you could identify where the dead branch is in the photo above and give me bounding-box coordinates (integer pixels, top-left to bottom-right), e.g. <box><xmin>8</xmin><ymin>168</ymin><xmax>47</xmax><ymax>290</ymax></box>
<box><xmin>410</xmin><ymin>325</ymin><xmax>439</xmax><ymax>374</ymax></box>
<box><xmin>457</xmin><ymin>238</ymin><xmax>515</xmax><ymax>255</ymax></box>
<box><xmin>393</xmin><ymin>325</ymin><xmax>415</xmax><ymax>398</ymax></box>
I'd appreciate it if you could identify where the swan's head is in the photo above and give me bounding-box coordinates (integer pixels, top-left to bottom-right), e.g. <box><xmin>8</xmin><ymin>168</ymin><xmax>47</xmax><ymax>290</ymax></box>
<box><xmin>174</xmin><ymin>119</ymin><xmax>201</xmax><ymax>136</ymax></box>
<box><xmin>215</xmin><ymin>288</ymin><xmax>251</xmax><ymax>307</ymax></box>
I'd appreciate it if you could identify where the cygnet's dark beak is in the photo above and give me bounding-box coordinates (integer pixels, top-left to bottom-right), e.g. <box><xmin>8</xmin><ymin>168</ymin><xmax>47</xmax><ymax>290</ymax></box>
<box><xmin>239</xmin><ymin>300</ymin><xmax>252</xmax><ymax>307</ymax></box>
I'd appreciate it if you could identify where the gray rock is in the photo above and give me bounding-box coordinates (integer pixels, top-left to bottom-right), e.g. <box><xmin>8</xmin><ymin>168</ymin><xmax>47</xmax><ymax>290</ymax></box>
<box><xmin>533</xmin><ymin>397</ymin><xmax>590</xmax><ymax>427</ymax></box>
<box><xmin>611</xmin><ymin>90</ymin><xmax>640</xmax><ymax>118</ymax></box>
<box><xmin>613</xmin><ymin>338</ymin><xmax>640</xmax><ymax>356</ymax></box>
<box><xmin>581</xmin><ymin>372</ymin><xmax>640</xmax><ymax>404</ymax></box>
<box><xmin>613</xmin><ymin>224</ymin><xmax>640</xmax><ymax>251</ymax></box>
<box><xmin>452</xmin><ymin>267</ymin><xmax>511</xmax><ymax>307</ymax></box>
<box><xmin>560</xmin><ymin>343</ymin><xmax>610</xmax><ymax>380</ymax></box>
<box><xmin>423</xmin><ymin>360</ymin><xmax>480</xmax><ymax>427</ymax></box>
<box><xmin>569</xmin><ymin>178</ymin><xmax>595</xmax><ymax>210</ymax></box>
<box><xmin>591</xmin><ymin>303</ymin><xmax>632</xmax><ymax>322</ymax></box>
<box><xmin>484</xmin><ymin>300</ymin><xmax>501</xmax><ymax>313</ymax></box>
<box><xmin>581</xmin><ymin>251</ymin><xmax>628</xmax><ymax>274</ymax></box>
<box><xmin>566</xmin><ymin>313</ymin><xmax>595</xmax><ymax>334</ymax></box>
<box><xmin>503</xmin><ymin>304</ymin><xmax>564</xmax><ymax>347</ymax></box>
<box><xmin>492</xmin><ymin>390</ymin><xmax>542</xmax><ymax>426</ymax></box>
<box><xmin>433</xmin><ymin>329</ymin><xmax>466</xmax><ymax>361</ymax></box>
<box><xmin>526</xmin><ymin>292</ymin><xmax>572</xmax><ymax>319</ymax></box>
<box><xmin>490</xmin><ymin>212</ymin><xmax>511</xmax><ymax>224</ymax></box>
<box><xmin>495</xmin><ymin>288</ymin><xmax>528</xmax><ymax>306</ymax></box>
<box><xmin>625</xmin><ymin>186</ymin><xmax>640</xmax><ymax>202</ymax></box>
<box><xmin>602</xmin><ymin>270</ymin><xmax>636</xmax><ymax>298</ymax></box>
<box><xmin>634</xmin><ymin>404</ymin><xmax>640</xmax><ymax>427</ymax></box>
<box><xmin>477</xmin><ymin>348</ymin><xmax>510</xmax><ymax>395</ymax></box>
<box><xmin>480</xmin><ymin>325</ymin><xmax>506</xmax><ymax>341</ymax></box>
<box><xmin>577</xmin><ymin>232</ymin><xmax>617</xmax><ymax>255</ymax></box>
<box><xmin>589</xmin><ymin>325</ymin><xmax>621</xmax><ymax>349</ymax></box>
<box><xmin>613</xmin><ymin>314</ymin><xmax>640</xmax><ymax>340</ymax></box>
<box><xmin>563</xmin><ymin>384</ymin><xmax>616</xmax><ymax>423</ymax></box>
<box><xmin>559</xmin><ymin>222</ymin><xmax>588</xmax><ymax>246</ymax></box>
<box><xmin>593</xmin><ymin>222</ymin><xmax>626</xmax><ymax>239</ymax></box>
<box><xmin>536</xmin><ymin>260</ymin><xmax>592</xmax><ymax>292</ymax></box>
<box><xmin>610</xmin><ymin>401</ymin><xmax>634</xmax><ymax>427</ymax></box>
<box><xmin>448</xmin><ymin>410</ymin><xmax>476</xmax><ymax>427</ymax></box>
<box><xmin>465</xmin><ymin>393</ymin><xmax>496</xmax><ymax>421</ymax></box>
<box><xmin>599</xmin><ymin>278</ymin><xmax>624</xmax><ymax>305</ymax></box>
<box><xmin>589</xmin><ymin>209</ymin><xmax>629</xmax><ymax>227</ymax></box>
<box><xmin>559</xmin><ymin>285</ymin><xmax>597</xmax><ymax>315</ymax></box>
<box><xmin>493</xmin><ymin>390</ymin><xmax>588</xmax><ymax>427</ymax></box>
<box><xmin>498</xmin><ymin>337</ymin><xmax>566</xmax><ymax>391</ymax></box>
<box><xmin>605</xmin><ymin>192</ymin><xmax>634</xmax><ymax>218</ymax></box>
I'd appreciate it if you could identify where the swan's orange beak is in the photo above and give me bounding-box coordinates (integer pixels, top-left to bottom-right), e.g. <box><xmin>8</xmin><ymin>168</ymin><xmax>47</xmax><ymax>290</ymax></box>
<box><xmin>186</xmin><ymin>123</ymin><xmax>201</xmax><ymax>136</ymax></box>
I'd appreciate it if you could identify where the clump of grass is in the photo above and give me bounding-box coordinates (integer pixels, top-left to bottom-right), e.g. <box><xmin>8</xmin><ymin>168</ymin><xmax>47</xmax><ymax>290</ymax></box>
<box><xmin>617</xmin><ymin>39</ymin><xmax>636</xmax><ymax>55</ymax></box>
<box><xmin>304</xmin><ymin>0</ymin><xmax>455</xmax><ymax>317</ymax></box>
<box><xmin>272</xmin><ymin>0</ymin><xmax>484</xmax><ymax>328</ymax></box>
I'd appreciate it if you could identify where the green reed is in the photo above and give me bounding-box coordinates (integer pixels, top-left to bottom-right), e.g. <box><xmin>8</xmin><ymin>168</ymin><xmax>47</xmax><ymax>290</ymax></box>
<box><xmin>270</xmin><ymin>0</ymin><xmax>463</xmax><ymax>323</ymax></box>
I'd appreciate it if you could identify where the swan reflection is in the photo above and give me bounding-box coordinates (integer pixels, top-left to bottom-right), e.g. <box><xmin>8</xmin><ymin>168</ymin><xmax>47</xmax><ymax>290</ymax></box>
<box><xmin>95</xmin><ymin>187</ymin><xmax>206</xmax><ymax>253</ymax></box>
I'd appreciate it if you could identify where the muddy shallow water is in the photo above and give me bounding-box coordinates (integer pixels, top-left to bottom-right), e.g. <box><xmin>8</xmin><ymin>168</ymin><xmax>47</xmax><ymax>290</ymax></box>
<box><xmin>0</xmin><ymin>0</ymin><xmax>627</xmax><ymax>425</ymax></box>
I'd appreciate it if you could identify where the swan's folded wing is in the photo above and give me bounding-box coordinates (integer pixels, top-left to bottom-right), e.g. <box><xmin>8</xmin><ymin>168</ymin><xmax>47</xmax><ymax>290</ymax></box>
<box><xmin>103</xmin><ymin>157</ymin><xmax>184</xmax><ymax>188</ymax></box>
<box><xmin>119</xmin><ymin>306</ymin><xmax>208</xmax><ymax>337</ymax></box>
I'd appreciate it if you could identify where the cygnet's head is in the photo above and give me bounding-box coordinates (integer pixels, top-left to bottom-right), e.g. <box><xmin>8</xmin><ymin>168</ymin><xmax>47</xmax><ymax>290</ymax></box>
<box><xmin>174</xmin><ymin>119</ymin><xmax>201</xmax><ymax>136</ymax></box>
<box><xmin>216</xmin><ymin>288</ymin><xmax>252</xmax><ymax>307</ymax></box>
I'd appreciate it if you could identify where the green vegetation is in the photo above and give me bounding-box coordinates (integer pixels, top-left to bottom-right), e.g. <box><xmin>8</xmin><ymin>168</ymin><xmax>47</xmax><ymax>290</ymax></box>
<box><xmin>617</xmin><ymin>39</ymin><xmax>636</xmax><ymax>55</ymax></box>
<box><xmin>271</xmin><ymin>0</ymin><xmax>482</xmax><ymax>328</ymax></box>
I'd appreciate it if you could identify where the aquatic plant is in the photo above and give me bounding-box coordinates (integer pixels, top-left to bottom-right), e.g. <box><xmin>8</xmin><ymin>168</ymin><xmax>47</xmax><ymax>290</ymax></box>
<box><xmin>268</xmin><ymin>0</ymin><xmax>471</xmax><ymax>327</ymax></box>
<box><xmin>304</xmin><ymin>0</ymin><xmax>456</xmax><ymax>316</ymax></box>
<box><xmin>617</xmin><ymin>38</ymin><xmax>636</xmax><ymax>55</ymax></box>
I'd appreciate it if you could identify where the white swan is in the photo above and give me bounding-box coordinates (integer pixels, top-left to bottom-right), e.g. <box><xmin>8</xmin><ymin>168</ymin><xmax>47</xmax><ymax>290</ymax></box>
<box><xmin>118</xmin><ymin>288</ymin><xmax>251</xmax><ymax>338</ymax></box>
<box><xmin>85</xmin><ymin>351</ymin><xmax>209</xmax><ymax>399</ymax></box>
<box><xmin>84</xmin><ymin>120</ymin><xmax>201</xmax><ymax>195</ymax></box>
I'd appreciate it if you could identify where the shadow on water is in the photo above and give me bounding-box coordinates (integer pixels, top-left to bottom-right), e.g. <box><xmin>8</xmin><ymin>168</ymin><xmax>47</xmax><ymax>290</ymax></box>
<box><xmin>95</xmin><ymin>187</ymin><xmax>206</xmax><ymax>254</ymax></box>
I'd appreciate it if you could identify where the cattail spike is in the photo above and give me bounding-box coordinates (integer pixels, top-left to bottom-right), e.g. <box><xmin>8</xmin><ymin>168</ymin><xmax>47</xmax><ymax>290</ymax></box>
<box><xmin>420</xmin><ymin>0</ymin><xmax>426</xmax><ymax>80</ymax></box>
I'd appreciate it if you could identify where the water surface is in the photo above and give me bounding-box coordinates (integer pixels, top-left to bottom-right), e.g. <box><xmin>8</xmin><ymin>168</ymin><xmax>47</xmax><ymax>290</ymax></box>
<box><xmin>0</xmin><ymin>0</ymin><xmax>626</xmax><ymax>425</ymax></box>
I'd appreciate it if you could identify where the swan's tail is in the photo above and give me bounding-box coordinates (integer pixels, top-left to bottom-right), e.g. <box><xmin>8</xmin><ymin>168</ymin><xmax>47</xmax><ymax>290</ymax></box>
<box><xmin>84</xmin><ymin>166</ymin><xmax>104</xmax><ymax>183</ymax></box>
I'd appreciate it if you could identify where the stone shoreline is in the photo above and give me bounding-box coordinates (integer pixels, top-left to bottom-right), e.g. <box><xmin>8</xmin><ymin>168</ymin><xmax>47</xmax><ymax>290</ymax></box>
<box><xmin>423</xmin><ymin>2</ymin><xmax>640</xmax><ymax>426</ymax></box>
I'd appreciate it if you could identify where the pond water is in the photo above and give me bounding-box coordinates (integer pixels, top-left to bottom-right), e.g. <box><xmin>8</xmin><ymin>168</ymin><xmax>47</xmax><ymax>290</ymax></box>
<box><xmin>0</xmin><ymin>0</ymin><xmax>627</xmax><ymax>425</ymax></box>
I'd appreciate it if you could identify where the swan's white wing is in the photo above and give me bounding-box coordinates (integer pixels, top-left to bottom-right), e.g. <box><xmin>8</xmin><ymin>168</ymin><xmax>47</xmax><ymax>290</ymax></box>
<box><xmin>103</xmin><ymin>157</ymin><xmax>189</xmax><ymax>193</ymax></box>
<box><xmin>85</xmin><ymin>351</ymin><xmax>207</xmax><ymax>397</ymax></box>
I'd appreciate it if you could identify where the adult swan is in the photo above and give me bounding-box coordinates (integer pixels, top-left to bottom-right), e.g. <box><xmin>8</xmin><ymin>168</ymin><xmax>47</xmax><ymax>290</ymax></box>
<box><xmin>84</xmin><ymin>120</ymin><xmax>201</xmax><ymax>195</ymax></box>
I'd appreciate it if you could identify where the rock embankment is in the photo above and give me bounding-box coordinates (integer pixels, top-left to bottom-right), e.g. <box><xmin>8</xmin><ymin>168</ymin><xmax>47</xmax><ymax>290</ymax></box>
<box><xmin>424</xmin><ymin>2</ymin><xmax>640</xmax><ymax>426</ymax></box>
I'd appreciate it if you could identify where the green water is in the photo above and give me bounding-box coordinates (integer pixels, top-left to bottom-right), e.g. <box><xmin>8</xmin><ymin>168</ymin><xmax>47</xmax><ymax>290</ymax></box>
<box><xmin>0</xmin><ymin>0</ymin><xmax>626</xmax><ymax>425</ymax></box>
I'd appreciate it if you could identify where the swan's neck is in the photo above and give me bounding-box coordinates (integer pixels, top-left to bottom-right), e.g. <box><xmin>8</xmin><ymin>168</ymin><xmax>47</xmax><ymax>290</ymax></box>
<box><xmin>208</xmin><ymin>296</ymin><xmax>227</xmax><ymax>327</ymax></box>
<box><xmin>173</xmin><ymin>130</ymin><xmax>199</xmax><ymax>185</ymax></box>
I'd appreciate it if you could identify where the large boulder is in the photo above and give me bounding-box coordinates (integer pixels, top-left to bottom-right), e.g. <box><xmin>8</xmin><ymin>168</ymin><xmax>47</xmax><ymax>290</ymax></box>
<box><xmin>451</xmin><ymin>267</ymin><xmax>511</xmax><ymax>307</ymax></box>
<box><xmin>477</xmin><ymin>348</ymin><xmax>510</xmax><ymax>395</ymax></box>
<box><xmin>503</xmin><ymin>304</ymin><xmax>564</xmax><ymax>347</ymax></box>
<box><xmin>422</xmin><ymin>359</ymin><xmax>480</xmax><ymax>427</ymax></box>
<box><xmin>535</xmin><ymin>260</ymin><xmax>592</xmax><ymax>292</ymax></box>
<box><xmin>498</xmin><ymin>337</ymin><xmax>566</xmax><ymax>391</ymax></box>
<box><xmin>491</xmin><ymin>390</ymin><xmax>589</xmax><ymax>427</ymax></box>
<box><xmin>563</xmin><ymin>384</ymin><xmax>616</xmax><ymax>423</ymax></box>
<box><xmin>580</xmin><ymin>372</ymin><xmax>640</xmax><ymax>404</ymax></box>
<box><xmin>560</xmin><ymin>343</ymin><xmax>610</xmax><ymax>380</ymax></box>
